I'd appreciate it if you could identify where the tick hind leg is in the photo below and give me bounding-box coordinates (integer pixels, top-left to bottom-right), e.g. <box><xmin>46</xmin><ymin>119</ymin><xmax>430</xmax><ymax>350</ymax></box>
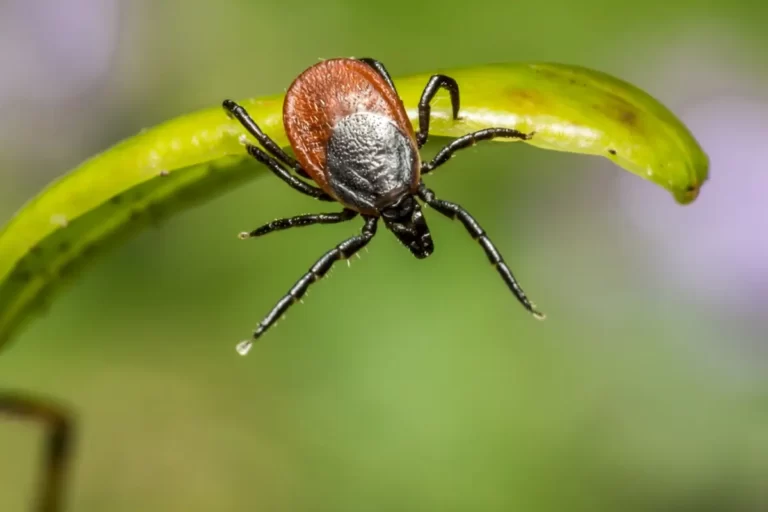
<box><xmin>416</xmin><ymin>74</ymin><xmax>461</xmax><ymax>148</ymax></box>
<box><xmin>238</xmin><ymin>209</ymin><xmax>358</xmax><ymax>239</ymax></box>
<box><xmin>222</xmin><ymin>99</ymin><xmax>311</xmax><ymax>180</ymax></box>
<box><xmin>0</xmin><ymin>392</ymin><xmax>74</xmax><ymax>512</ymax></box>
<box><xmin>236</xmin><ymin>216</ymin><xmax>378</xmax><ymax>355</ymax></box>
<box><xmin>243</xmin><ymin>142</ymin><xmax>335</xmax><ymax>201</ymax></box>
<box><xmin>417</xmin><ymin>184</ymin><xmax>545</xmax><ymax>320</ymax></box>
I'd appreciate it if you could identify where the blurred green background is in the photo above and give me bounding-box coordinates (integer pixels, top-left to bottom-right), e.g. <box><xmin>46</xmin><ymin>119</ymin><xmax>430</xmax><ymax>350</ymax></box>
<box><xmin>1</xmin><ymin>0</ymin><xmax>767</xmax><ymax>511</ymax></box>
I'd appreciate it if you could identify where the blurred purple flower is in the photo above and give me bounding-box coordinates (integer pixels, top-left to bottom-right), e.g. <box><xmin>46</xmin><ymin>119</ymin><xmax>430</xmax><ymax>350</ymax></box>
<box><xmin>618</xmin><ymin>49</ymin><xmax>768</xmax><ymax>314</ymax></box>
<box><xmin>0</xmin><ymin>0</ymin><xmax>119</xmax><ymax>103</ymax></box>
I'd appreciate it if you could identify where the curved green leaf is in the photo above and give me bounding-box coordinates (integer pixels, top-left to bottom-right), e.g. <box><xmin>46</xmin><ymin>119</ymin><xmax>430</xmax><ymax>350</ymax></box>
<box><xmin>0</xmin><ymin>61</ymin><xmax>709</xmax><ymax>350</ymax></box>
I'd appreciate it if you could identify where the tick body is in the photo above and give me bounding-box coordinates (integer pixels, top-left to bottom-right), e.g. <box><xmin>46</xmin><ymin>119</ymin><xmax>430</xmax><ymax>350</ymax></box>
<box><xmin>224</xmin><ymin>57</ymin><xmax>543</xmax><ymax>354</ymax></box>
<box><xmin>285</xmin><ymin>59</ymin><xmax>421</xmax><ymax>216</ymax></box>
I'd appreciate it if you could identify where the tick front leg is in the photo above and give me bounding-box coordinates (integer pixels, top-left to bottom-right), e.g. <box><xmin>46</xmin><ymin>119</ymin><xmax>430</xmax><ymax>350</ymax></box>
<box><xmin>416</xmin><ymin>74</ymin><xmax>461</xmax><ymax>148</ymax></box>
<box><xmin>244</xmin><ymin>142</ymin><xmax>335</xmax><ymax>201</ymax></box>
<box><xmin>0</xmin><ymin>392</ymin><xmax>74</xmax><ymax>512</ymax></box>
<box><xmin>222</xmin><ymin>99</ymin><xmax>311</xmax><ymax>180</ymax></box>
<box><xmin>238</xmin><ymin>209</ymin><xmax>358</xmax><ymax>239</ymax></box>
<box><xmin>418</xmin><ymin>184</ymin><xmax>544</xmax><ymax>320</ymax></box>
<box><xmin>236</xmin><ymin>216</ymin><xmax>379</xmax><ymax>355</ymax></box>
<box><xmin>421</xmin><ymin>128</ymin><xmax>534</xmax><ymax>175</ymax></box>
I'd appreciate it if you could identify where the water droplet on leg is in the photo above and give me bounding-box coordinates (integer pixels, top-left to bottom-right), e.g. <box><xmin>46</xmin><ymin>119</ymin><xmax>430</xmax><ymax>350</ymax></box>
<box><xmin>236</xmin><ymin>340</ymin><xmax>253</xmax><ymax>355</ymax></box>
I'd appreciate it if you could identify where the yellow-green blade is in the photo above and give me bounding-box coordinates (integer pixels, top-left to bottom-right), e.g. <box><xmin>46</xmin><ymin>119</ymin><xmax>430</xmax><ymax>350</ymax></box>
<box><xmin>0</xmin><ymin>61</ymin><xmax>709</xmax><ymax>350</ymax></box>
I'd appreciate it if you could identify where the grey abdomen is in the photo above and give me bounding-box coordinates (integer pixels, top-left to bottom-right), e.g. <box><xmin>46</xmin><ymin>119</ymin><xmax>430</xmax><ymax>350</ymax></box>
<box><xmin>326</xmin><ymin>112</ymin><xmax>418</xmax><ymax>212</ymax></box>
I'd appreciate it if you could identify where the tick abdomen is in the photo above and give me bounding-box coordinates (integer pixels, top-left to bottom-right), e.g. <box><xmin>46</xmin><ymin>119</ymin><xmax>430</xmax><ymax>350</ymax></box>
<box><xmin>326</xmin><ymin>111</ymin><xmax>419</xmax><ymax>213</ymax></box>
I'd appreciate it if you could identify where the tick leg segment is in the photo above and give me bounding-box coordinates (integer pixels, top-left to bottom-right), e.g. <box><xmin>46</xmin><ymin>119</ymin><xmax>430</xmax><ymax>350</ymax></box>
<box><xmin>358</xmin><ymin>58</ymin><xmax>398</xmax><ymax>93</ymax></box>
<box><xmin>0</xmin><ymin>392</ymin><xmax>74</xmax><ymax>512</ymax></box>
<box><xmin>418</xmin><ymin>184</ymin><xmax>544</xmax><ymax>319</ymax></box>
<box><xmin>416</xmin><ymin>75</ymin><xmax>461</xmax><ymax>148</ymax></box>
<box><xmin>239</xmin><ymin>209</ymin><xmax>358</xmax><ymax>239</ymax></box>
<box><xmin>421</xmin><ymin>128</ymin><xmax>534</xmax><ymax>175</ymax></box>
<box><xmin>222</xmin><ymin>99</ymin><xmax>312</xmax><ymax>180</ymax></box>
<box><xmin>238</xmin><ymin>216</ymin><xmax>378</xmax><ymax>353</ymax></box>
<box><xmin>244</xmin><ymin>142</ymin><xmax>335</xmax><ymax>201</ymax></box>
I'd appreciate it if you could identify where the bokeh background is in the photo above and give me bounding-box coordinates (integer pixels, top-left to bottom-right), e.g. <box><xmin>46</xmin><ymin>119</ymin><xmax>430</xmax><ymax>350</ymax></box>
<box><xmin>1</xmin><ymin>1</ymin><xmax>767</xmax><ymax>511</ymax></box>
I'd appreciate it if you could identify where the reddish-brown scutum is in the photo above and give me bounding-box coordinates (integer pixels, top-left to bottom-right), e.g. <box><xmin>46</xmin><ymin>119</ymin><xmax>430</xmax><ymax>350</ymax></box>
<box><xmin>283</xmin><ymin>58</ymin><xmax>416</xmax><ymax>199</ymax></box>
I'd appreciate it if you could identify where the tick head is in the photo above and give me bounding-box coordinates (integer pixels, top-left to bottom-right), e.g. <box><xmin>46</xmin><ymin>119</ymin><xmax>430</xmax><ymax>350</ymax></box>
<box><xmin>380</xmin><ymin>193</ymin><xmax>433</xmax><ymax>259</ymax></box>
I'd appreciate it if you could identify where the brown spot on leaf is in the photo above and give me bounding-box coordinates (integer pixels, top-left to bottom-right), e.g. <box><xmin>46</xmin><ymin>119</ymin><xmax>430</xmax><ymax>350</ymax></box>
<box><xmin>593</xmin><ymin>97</ymin><xmax>642</xmax><ymax>131</ymax></box>
<box><xmin>506</xmin><ymin>88</ymin><xmax>547</xmax><ymax>110</ymax></box>
<box><xmin>684</xmin><ymin>184</ymin><xmax>700</xmax><ymax>202</ymax></box>
<box><xmin>619</xmin><ymin>109</ymin><xmax>637</xmax><ymax>126</ymax></box>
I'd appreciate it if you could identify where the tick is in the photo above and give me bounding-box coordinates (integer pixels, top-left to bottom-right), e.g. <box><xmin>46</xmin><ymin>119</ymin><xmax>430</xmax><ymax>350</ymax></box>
<box><xmin>224</xmin><ymin>57</ymin><xmax>544</xmax><ymax>354</ymax></box>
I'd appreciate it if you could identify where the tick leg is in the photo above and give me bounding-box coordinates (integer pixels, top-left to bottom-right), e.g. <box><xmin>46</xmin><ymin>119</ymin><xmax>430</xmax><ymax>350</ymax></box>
<box><xmin>416</xmin><ymin>75</ymin><xmax>461</xmax><ymax>148</ymax></box>
<box><xmin>421</xmin><ymin>128</ymin><xmax>534</xmax><ymax>175</ymax></box>
<box><xmin>358</xmin><ymin>58</ymin><xmax>398</xmax><ymax>93</ymax></box>
<box><xmin>236</xmin><ymin>216</ymin><xmax>378</xmax><ymax>354</ymax></box>
<box><xmin>418</xmin><ymin>184</ymin><xmax>544</xmax><ymax>320</ymax></box>
<box><xmin>244</xmin><ymin>142</ymin><xmax>335</xmax><ymax>201</ymax></box>
<box><xmin>0</xmin><ymin>392</ymin><xmax>74</xmax><ymax>512</ymax></box>
<box><xmin>222</xmin><ymin>99</ymin><xmax>312</xmax><ymax>180</ymax></box>
<box><xmin>239</xmin><ymin>209</ymin><xmax>358</xmax><ymax>239</ymax></box>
